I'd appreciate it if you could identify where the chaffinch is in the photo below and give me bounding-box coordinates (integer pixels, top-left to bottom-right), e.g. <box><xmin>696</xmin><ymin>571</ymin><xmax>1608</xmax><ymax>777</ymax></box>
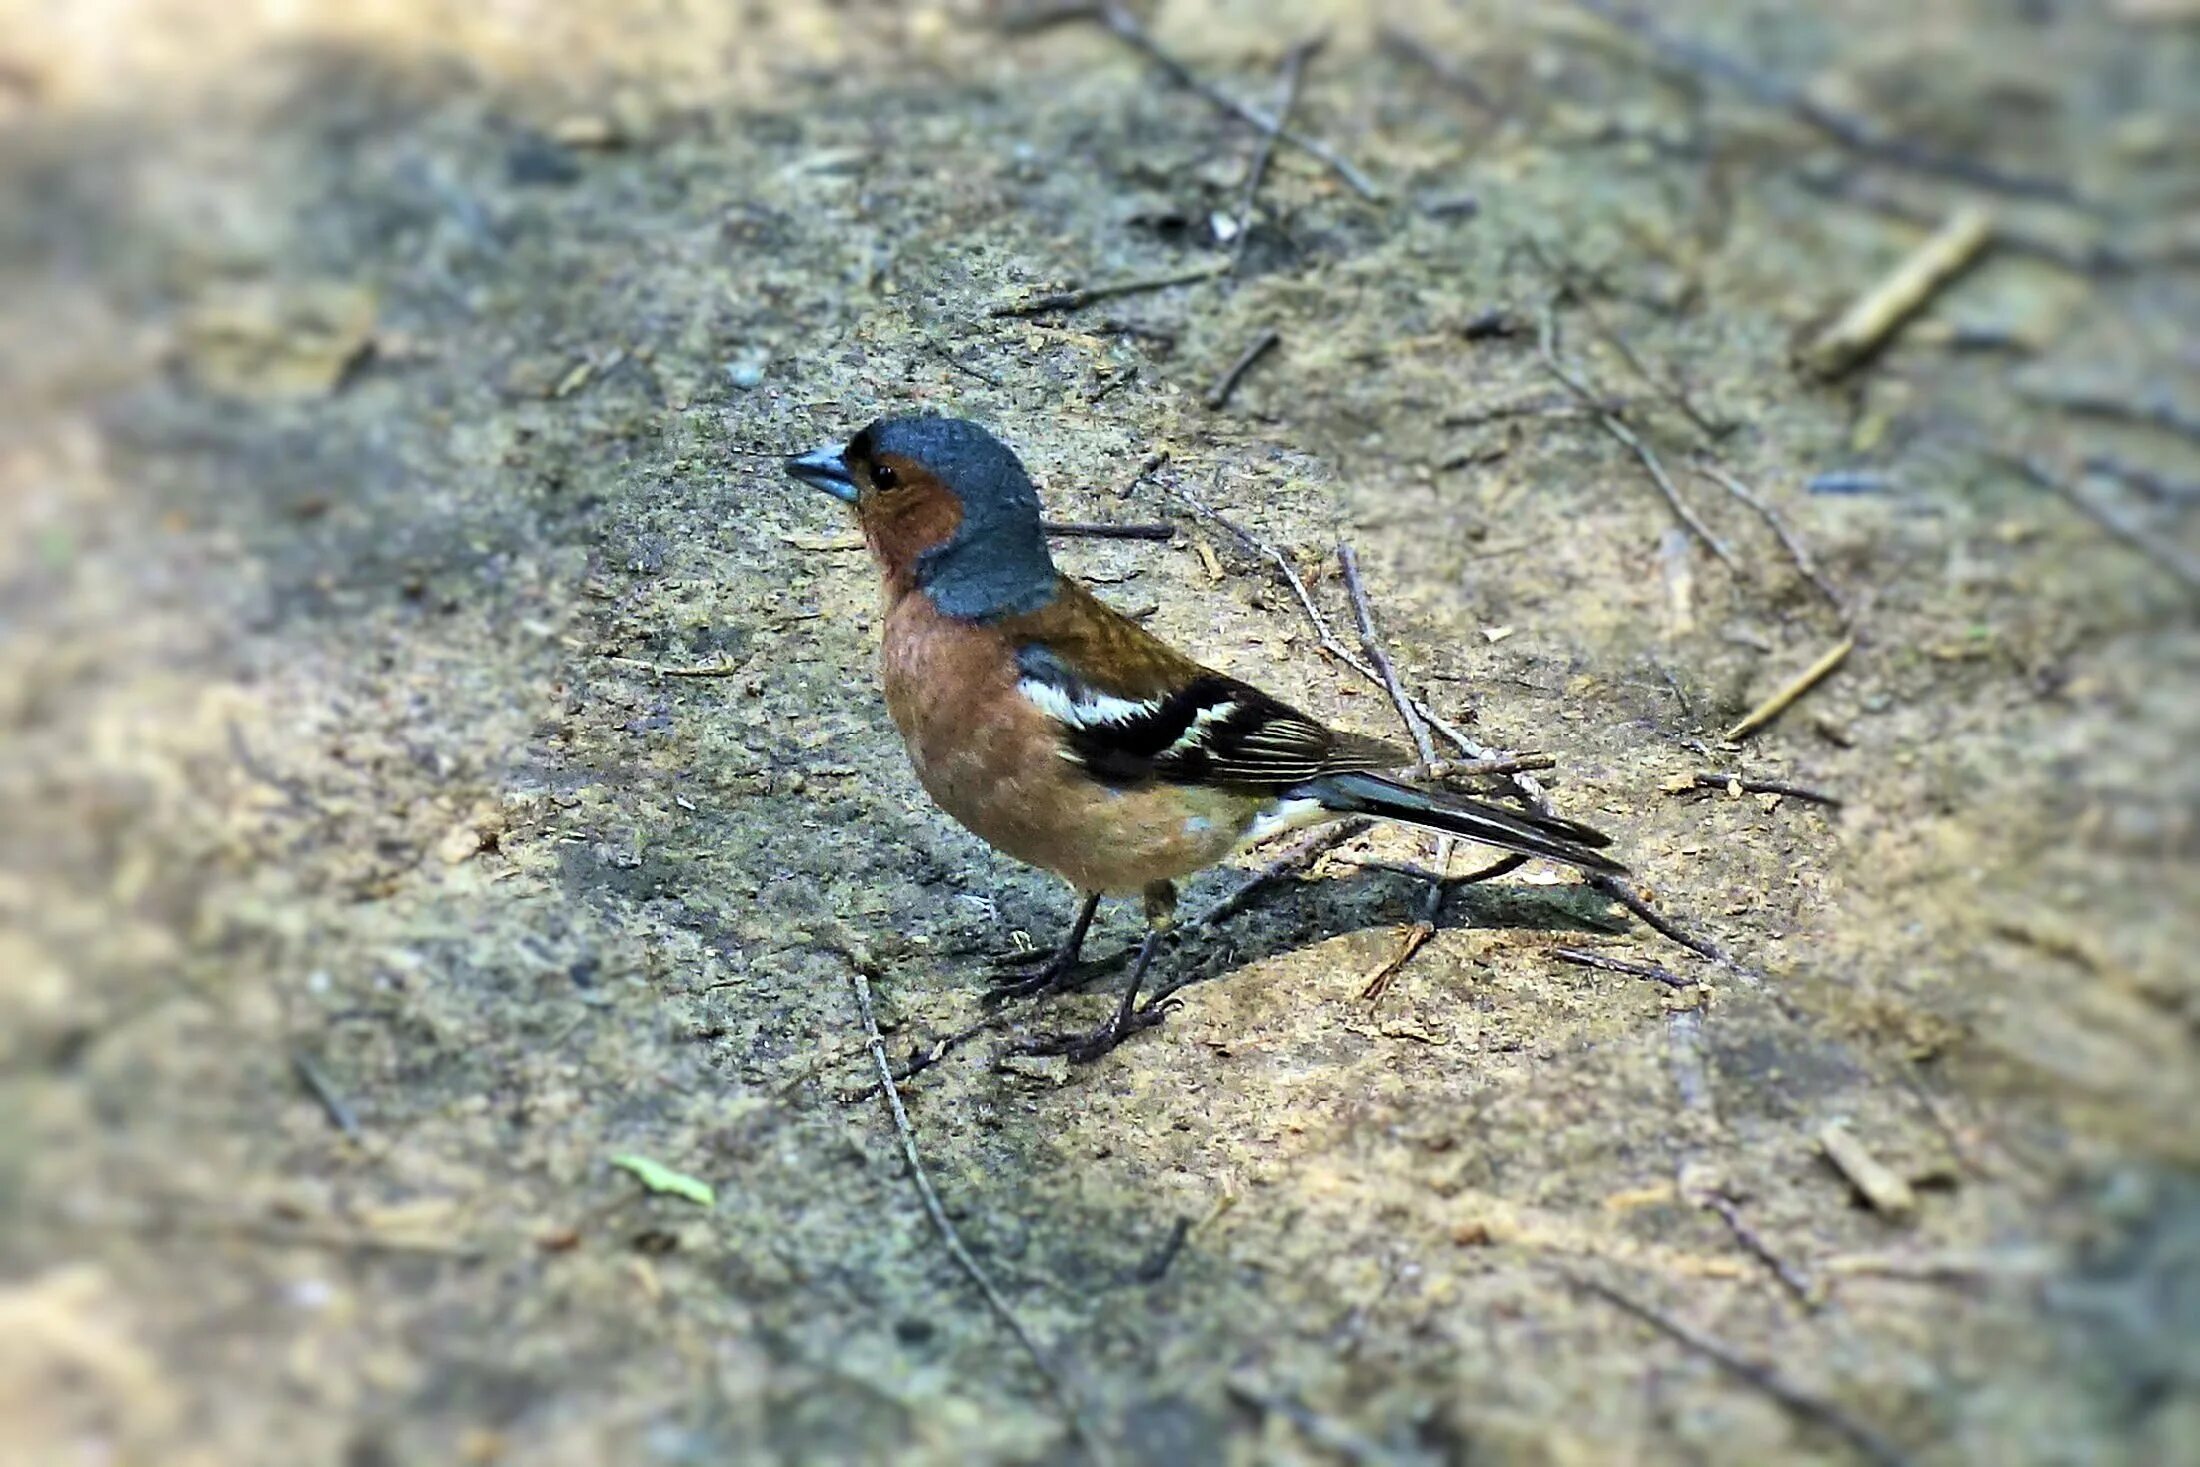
<box><xmin>786</xmin><ymin>414</ymin><xmax>1622</xmax><ymax>1058</ymax></box>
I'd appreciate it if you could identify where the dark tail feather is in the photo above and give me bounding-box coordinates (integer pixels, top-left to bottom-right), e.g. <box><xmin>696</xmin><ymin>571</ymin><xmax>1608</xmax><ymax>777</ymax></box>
<box><xmin>1299</xmin><ymin>770</ymin><xmax>1627</xmax><ymax>877</ymax></box>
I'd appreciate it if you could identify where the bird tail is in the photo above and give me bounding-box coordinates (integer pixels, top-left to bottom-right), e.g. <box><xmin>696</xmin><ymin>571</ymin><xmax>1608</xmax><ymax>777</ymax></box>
<box><xmin>1297</xmin><ymin>770</ymin><xmax>1626</xmax><ymax>877</ymax></box>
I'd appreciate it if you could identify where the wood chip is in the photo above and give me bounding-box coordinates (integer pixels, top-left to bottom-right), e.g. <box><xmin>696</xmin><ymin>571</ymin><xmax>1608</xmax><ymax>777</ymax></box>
<box><xmin>1818</xmin><ymin>1121</ymin><xmax>1918</xmax><ymax>1219</ymax></box>
<box><xmin>1801</xmin><ymin>207</ymin><xmax>1994</xmax><ymax>377</ymax></box>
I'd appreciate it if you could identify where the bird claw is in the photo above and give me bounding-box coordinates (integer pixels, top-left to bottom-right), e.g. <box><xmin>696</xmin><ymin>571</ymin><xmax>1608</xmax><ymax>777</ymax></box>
<box><xmin>982</xmin><ymin>949</ymin><xmax>1083</xmax><ymax>1006</ymax></box>
<box><xmin>1015</xmin><ymin>996</ymin><xmax>1179</xmax><ymax>1063</ymax></box>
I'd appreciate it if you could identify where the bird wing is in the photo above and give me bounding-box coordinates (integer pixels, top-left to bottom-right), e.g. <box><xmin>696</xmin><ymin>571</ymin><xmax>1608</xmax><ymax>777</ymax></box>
<box><xmin>1002</xmin><ymin>579</ymin><xmax>1410</xmax><ymax>791</ymax></box>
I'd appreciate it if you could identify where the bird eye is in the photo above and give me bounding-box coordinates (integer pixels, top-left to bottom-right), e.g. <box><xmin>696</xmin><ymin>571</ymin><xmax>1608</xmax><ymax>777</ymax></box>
<box><xmin>871</xmin><ymin>463</ymin><xmax>900</xmax><ymax>491</ymax></box>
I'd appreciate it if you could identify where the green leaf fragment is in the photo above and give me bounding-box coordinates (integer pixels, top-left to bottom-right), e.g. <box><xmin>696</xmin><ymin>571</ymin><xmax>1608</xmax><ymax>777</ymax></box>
<box><xmin>610</xmin><ymin>1153</ymin><xmax>715</xmax><ymax>1207</ymax></box>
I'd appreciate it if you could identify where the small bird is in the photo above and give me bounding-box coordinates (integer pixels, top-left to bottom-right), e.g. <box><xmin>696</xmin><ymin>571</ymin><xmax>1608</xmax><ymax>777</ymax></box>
<box><xmin>786</xmin><ymin>414</ymin><xmax>1622</xmax><ymax>1058</ymax></box>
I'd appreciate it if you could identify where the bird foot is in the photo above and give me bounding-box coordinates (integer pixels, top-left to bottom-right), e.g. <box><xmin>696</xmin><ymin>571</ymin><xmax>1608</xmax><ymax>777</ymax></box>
<box><xmin>1014</xmin><ymin>996</ymin><xmax>1180</xmax><ymax>1063</ymax></box>
<box><xmin>982</xmin><ymin>947</ymin><xmax>1086</xmax><ymax>1006</ymax></box>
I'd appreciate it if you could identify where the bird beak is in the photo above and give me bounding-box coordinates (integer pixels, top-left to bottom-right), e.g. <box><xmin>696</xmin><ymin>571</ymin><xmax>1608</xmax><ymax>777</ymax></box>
<box><xmin>784</xmin><ymin>443</ymin><xmax>857</xmax><ymax>503</ymax></box>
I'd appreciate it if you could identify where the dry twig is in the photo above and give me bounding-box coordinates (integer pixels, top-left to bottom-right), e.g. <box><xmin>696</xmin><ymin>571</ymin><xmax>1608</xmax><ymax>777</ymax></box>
<box><xmin>1562</xmin><ymin>0</ymin><xmax>2077</xmax><ymax>206</ymax></box>
<box><xmin>1551</xmin><ymin>945</ymin><xmax>1693</xmax><ymax>990</ymax></box>
<box><xmin>989</xmin><ymin>261</ymin><xmax>1225</xmax><ymax>318</ymax></box>
<box><xmin>1694</xmin><ymin>461</ymin><xmax>1849</xmax><ymax>620</ymax></box>
<box><xmin>1205</xmin><ymin>327</ymin><xmax>1281</xmax><ymax>409</ymax></box>
<box><xmin>1338</xmin><ymin>542</ymin><xmax>1448</xmax><ymax>1000</ymax></box>
<box><xmin>1086</xmin><ymin>2</ymin><xmax>1380</xmax><ymax>199</ymax></box>
<box><xmin>843</xmin><ymin>957</ymin><xmax>1110</xmax><ymax>1463</ymax></box>
<box><xmin>1042</xmin><ymin>520</ymin><xmax>1176</xmax><ymax>541</ymax></box>
<box><xmin>1699</xmin><ymin>1190</ymin><xmax>1821</xmax><ymax>1309</ymax></box>
<box><xmin>1799</xmin><ymin>208</ymin><xmax>1995</xmax><ymax>378</ymax></box>
<box><xmin>1723</xmin><ymin>637</ymin><xmax>1855</xmax><ymax>743</ymax></box>
<box><xmin>1537</xmin><ymin>307</ymin><xmax>1738</xmax><ymax>569</ymax></box>
<box><xmin>1230</xmin><ymin>41</ymin><xmax>1317</xmax><ymax>269</ymax></box>
<box><xmin>1681</xmin><ymin>771</ymin><xmax>1844</xmax><ymax>807</ymax></box>
<box><xmin>2017</xmin><ymin>380</ymin><xmax>2200</xmax><ymax>448</ymax></box>
<box><xmin>1985</xmin><ymin>449</ymin><xmax>2200</xmax><ymax>596</ymax></box>
<box><xmin>1567</xmin><ymin>1272</ymin><xmax>1910</xmax><ymax>1467</ymax></box>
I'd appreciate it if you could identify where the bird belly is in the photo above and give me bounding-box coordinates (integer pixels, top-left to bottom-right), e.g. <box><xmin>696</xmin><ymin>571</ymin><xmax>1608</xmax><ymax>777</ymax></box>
<box><xmin>880</xmin><ymin>612</ymin><xmax>1264</xmax><ymax>892</ymax></box>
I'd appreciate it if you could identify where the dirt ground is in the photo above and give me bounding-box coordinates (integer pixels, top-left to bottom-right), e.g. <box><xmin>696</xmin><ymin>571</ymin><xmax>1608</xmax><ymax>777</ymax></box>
<box><xmin>4</xmin><ymin>2</ymin><xmax>2198</xmax><ymax>1463</ymax></box>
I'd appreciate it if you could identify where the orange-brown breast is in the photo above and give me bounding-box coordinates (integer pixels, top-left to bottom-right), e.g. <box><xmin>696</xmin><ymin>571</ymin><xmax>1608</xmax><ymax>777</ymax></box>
<box><xmin>878</xmin><ymin>586</ymin><xmax>1265</xmax><ymax>893</ymax></box>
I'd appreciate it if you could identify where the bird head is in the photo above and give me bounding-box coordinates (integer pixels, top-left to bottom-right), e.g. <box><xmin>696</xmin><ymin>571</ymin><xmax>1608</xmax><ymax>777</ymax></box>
<box><xmin>785</xmin><ymin>414</ymin><xmax>1059</xmax><ymax>621</ymax></box>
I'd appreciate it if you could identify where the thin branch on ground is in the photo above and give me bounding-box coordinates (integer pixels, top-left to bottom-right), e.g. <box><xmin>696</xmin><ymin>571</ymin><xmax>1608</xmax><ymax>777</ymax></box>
<box><xmin>1378</xmin><ymin>26</ymin><xmax>1500</xmax><ymax>114</ymax></box>
<box><xmin>1983</xmin><ymin>448</ymin><xmax>2200</xmax><ymax>596</ymax></box>
<box><xmin>1550</xmin><ymin>945</ymin><xmax>1693</xmax><ymax>990</ymax></box>
<box><xmin>1792</xmin><ymin>166</ymin><xmax>2124</xmax><ymax>278</ymax></box>
<box><xmin>843</xmin><ymin>956</ymin><xmax>1111</xmax><ymax>1464</ymax></box>
<box><xmin>290</xmin><ymin>1050</ymin><xmax>362</xmax><ymax>1138</ymax></box>
<box><xmin>1191</xmin><ymin>821</ymin><xmax>1370</xmax><ymax>930</ymax></box>
<box><xmin>1723</xmin><ymin>637</ymin><xmax>1856</xmax><ymax>743</ymax></box>
<box><xmin>1561</xmin><ymin>0</ymin><xmax>2079</xmax><ymax>207</ymax></box>
<box><xmin>1681</xmin><ymin>771</ymin><xmax>1844</xmax><ymax>807</ymax></box>
<box><xmin>1426</xmin><ymin>753</ymin><xmax>1556</xmax><ymax>781</ymax></box>
<box><xmin>1338</xmin><ymin>542</ymin><xmax>1449</xmax><ymax>1000</ymax></box>
<box><xmin>1694</xmin><ymin>460</ymin><xmax>1849</xmax><ymax>620</ymax></box>
<box><xmin>1205</xmin><ymin>327</ymin><xmax>1281</xmax><ymax>409</ymax></box>
<box><xmin>1042</xmin><ymin>520</ymin><xmax>1177</xmax><ymax>541</ymax></box>
<box><xmin>1566</xmin><ymin>1272</ymin><xmax>1910</xmax><ymax>1467</ymax></box>
<box><xmin>988</xmin><ymin>260</ymin><xmax>1226</xmax><ymax>318</ymax></box>
<box><xmin>1085</xmin><ymin>2</ymin><xmax>1381</xmax><ymax>200</ymax></box>
<box><xmin>1699</xmin><ymin>1190</ymin><xmax>1821</xmax><ymax>1310</ymax></box>
<box><xmin>1337</xmin><ymin>544</ymin><xmax>1439</xmax><ymax>769</ymax></box>
<box><xmin>1230</xmin><ymin>40</ymin><xmax>1317</xmax><ymax>270</ymax></box>
<box><xmin>1798</xmin><ymin>208</ymin><xmax>1995</xmax><ymax>378</ymax></box>
<box><xmin>1537</xmin><ymin>305</ymin><xmax>1739</xmax><ymax>570</ymax></box>
<box><xmin>2083</xmin><ymin>454</ymin><xmax>2200</xmax><ymax>507</ymax></box>
<box><xmin>605</xmin><ymin>655</ymin><xmax>750</xmax><ymax>677</ymax></box>
<box><xmin>2016</xmin><ymin>380</ymin><xmax>2200</xmax><ymax>449</ymax></box>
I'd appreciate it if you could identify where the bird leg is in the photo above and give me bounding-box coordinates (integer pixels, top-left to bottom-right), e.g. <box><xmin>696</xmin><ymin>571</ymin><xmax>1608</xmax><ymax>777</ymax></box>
<box><xmin>984</xmin><ymin>889</ymin><xmax>1102</xmax><ymax>1004</ymax></box>
<box><xmin>1013</xmin><ymin>881</ymin><xmax>1182</xmax><ymax>1061</ymax></box>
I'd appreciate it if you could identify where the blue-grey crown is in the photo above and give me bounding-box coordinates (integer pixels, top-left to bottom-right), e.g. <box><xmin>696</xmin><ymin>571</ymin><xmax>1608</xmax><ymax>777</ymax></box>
<box><xmin>865</xmin><ymin>415</ymin><xmax>1059</xmax><ymax>622</ymax></box>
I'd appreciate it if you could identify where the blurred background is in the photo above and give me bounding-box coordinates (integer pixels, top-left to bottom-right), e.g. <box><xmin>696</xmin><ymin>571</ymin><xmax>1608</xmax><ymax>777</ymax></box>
<box><xmin>3</xmin><ymin>2</ymin><xmax>2196</xmax><ymax>1463</ymax></box>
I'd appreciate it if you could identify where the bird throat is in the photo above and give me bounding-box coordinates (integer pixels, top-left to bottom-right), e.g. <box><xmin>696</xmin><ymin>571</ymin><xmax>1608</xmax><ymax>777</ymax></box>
<box><xmin>913</xmin><ymin>523</ymin><xmax>1059</xmax><ymax>622</ymax></box>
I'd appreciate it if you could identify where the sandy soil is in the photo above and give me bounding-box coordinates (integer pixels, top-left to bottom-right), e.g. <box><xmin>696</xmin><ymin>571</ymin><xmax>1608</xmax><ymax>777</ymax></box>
<box><xmin>3</xmin><ymin>2</ymin><xmax>2197</xmax><ymax>1463</ymax></box>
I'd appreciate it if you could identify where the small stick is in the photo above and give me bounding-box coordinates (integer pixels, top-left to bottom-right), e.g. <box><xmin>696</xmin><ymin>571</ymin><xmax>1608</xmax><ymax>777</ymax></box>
<box><xmin>2020</xmin><ymin>382</ymin><xmax>2200</xmax><ymax>448</ymax></box>
<box><xmin>1550</xmin><ymin>945</ymin><xmax>1693</xmax><ymax>990</ymax></box>
<box><xmin>1426</xmin><ymin>753</ymin><xmax>1556</xmax><ymax>780</ymax></box>
<box><xmin>1205</xmin><ymin>328</ymin><xmax>1281</xmax><ymax>410</ymax></box>
<box><xmin>1561</xmin><ymin>0</ymin><xmax>2076</xmax><ymax>207</ymax></box>
<box><xmin>988</xmin><ymin>260</ymin><xmax>1225</xmax><ymax>318</ymax></box>
<box><xmin>1800</xmin><ymin>208</ymin><xmax>1995</xmax><ymax>378</ymax></box>
<box><xmin>1791</xmin><ymin>166</ymin><xmax>2122</xmax><ymax>279</ymax></box>
<box><xmin>1230</xmin><ymin>42</ymin><xmax>1317</xmax><ymax>271</ymax></box>
<box><xmin>290</xmin><ymin>1050</ymin><xmax>362</xmax><ymax>1138</ymax></box>
<box><xmin>1113</xmin><ymin>448</ymin><xmax>1170</xmax><ymax>499</ymax></box>
<box><xmin>1337</xmin><ymin>544</ymin><xmax>1438</xmax><ymax>768</ymax></box>
<box><xmin>1193</xmin><ymin>820</ymin><xmax>1369</xmax><ymax>931</ymax></box>
<box><xmin>844</xmin><ymin>959</ymin><xmax>1111</xmax><ymax>1463</ymax></box>
<box><xmin>1683</xmin><ymin>772</ymin><xmax>1844</xmax><ymax>807</ymax></box>
<box><xmin>606</xmin><ymin>655</ymin><xmax>750</xmax><ymax>678</ymax></box>
<box><xmin>1723</xmin><ymin>637</ymin><xmax>1855</xmax><ymax>743</ymax></box>
<box><xmin>925</xmin><ymin>340</ymin><xmax>1003</xmax><ymax>387</ymax></box>
<box><xmin>1339</xmin><ymin>542</ymin><xmax>1448</xmax><ymax>1003</ymax></box>
<box><xmin>1986</xmin><ymin>448</ymin><xmax>2200</xmax><ymax>595</ymax></box>
<box><xmin>1091</xmin><ymin>3</ymin><xmax>1381</xmax><ymax>200</ymax></box>
<box><xmin>1537</xmin><ymin>308</ymin><xmax>1738</xmax><ymax>569</ymax></box>
<box><xmin>2083</xmin><ymin>453</ymin><xmax>2200</xmax><ymax>507</ymax></box>
<box><xmin>1694</xmin><ymin>460</ymin><xmax>1849</xmax><ymax>620</ymax></box>
<box><xmin>1818</xmin><ymin>1122</ymin><xmax>1918</xmax><ymax>1220</ymax></box>
<box><xmin>1378</xmin><ymin>26</ymin><xmax>1499</xmax><ymax>113</ymax></box>
<box><xmin>1700</xmin><ymin>1190</ymin><xmax>1821</xmax><ymax>1309</ymax></box>
<box><xmin>1567</xmin><ymin>1272</ymin><xmax>1911</xmax><ymax>1467</ymax></box>
<box><xmin>1042</xmin><ymin>520</ymin><xmax>1176</xmax><ymax>541</ymax></box>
